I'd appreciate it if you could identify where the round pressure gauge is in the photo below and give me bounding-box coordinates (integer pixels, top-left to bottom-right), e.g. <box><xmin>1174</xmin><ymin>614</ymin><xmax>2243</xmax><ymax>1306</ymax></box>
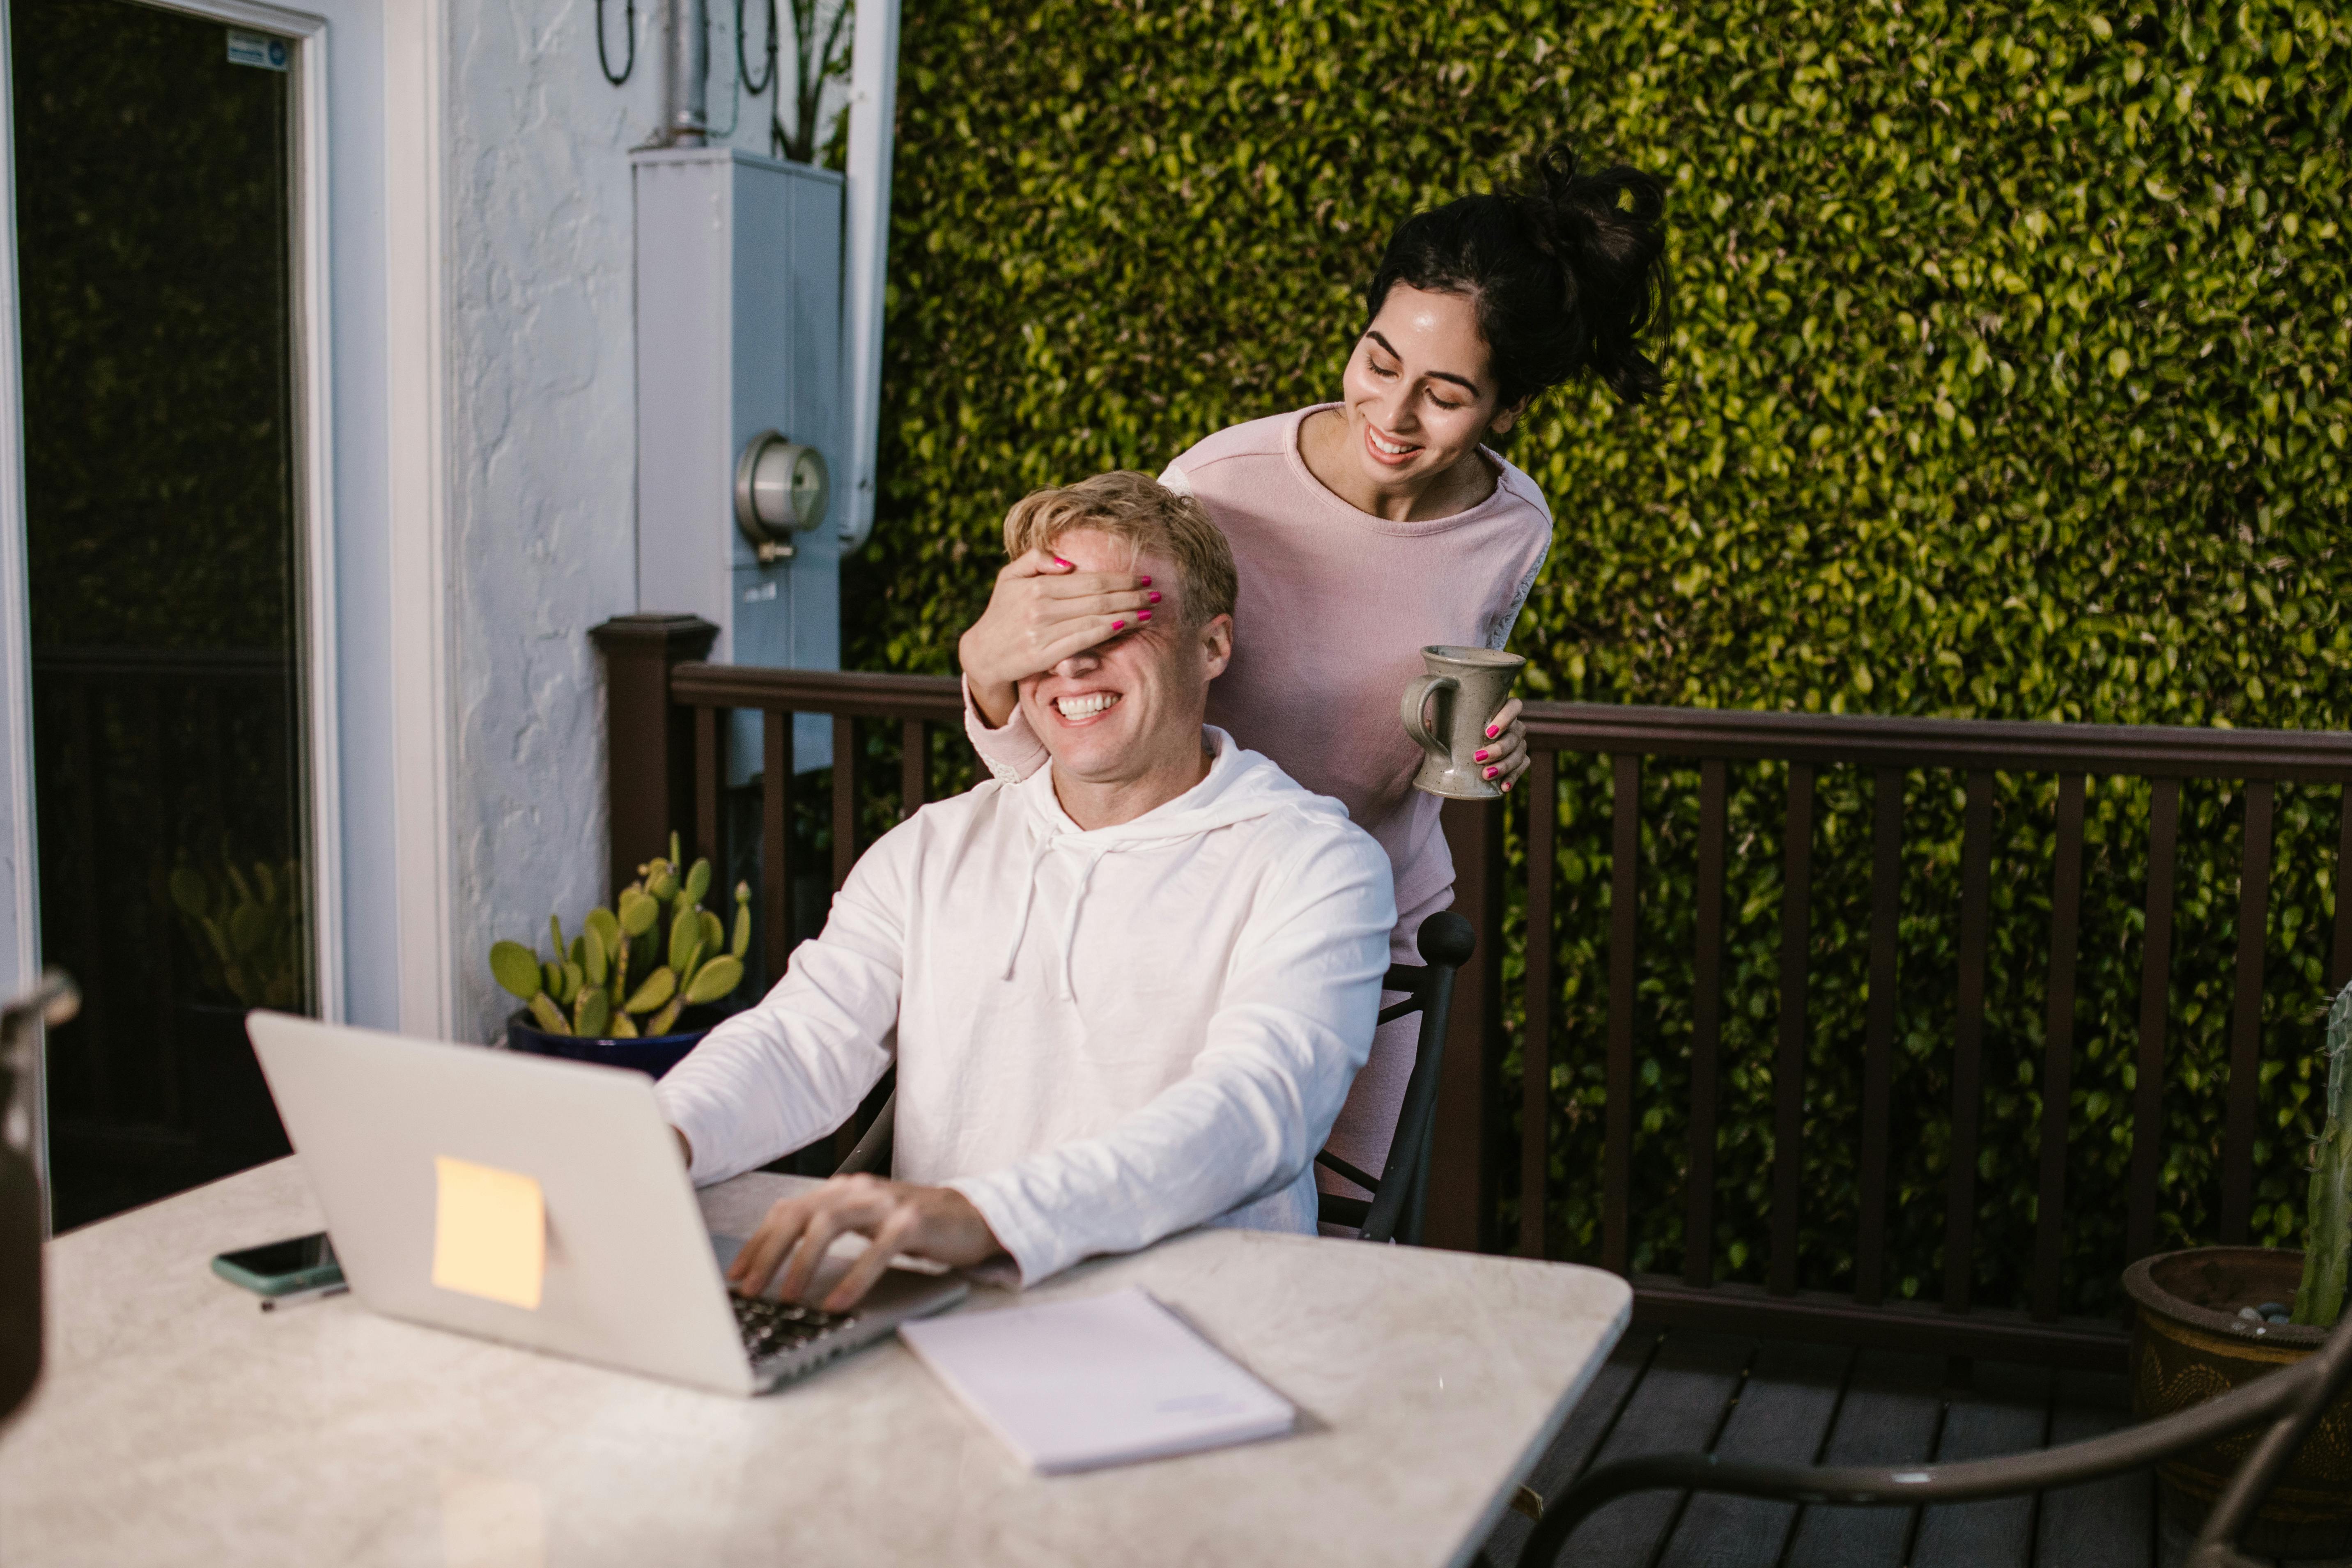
<box><xmin>734</xmin><ymin>431</ymin><xmax>831</xmax><ymax>562</ymax></box>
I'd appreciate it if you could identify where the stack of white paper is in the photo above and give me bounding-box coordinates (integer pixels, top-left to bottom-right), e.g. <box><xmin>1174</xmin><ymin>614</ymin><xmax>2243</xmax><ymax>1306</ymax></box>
<box><xmin>898</xmin><ymin>1285</ymin><xmax>1296</xmax><ymax>1474</ymax></box>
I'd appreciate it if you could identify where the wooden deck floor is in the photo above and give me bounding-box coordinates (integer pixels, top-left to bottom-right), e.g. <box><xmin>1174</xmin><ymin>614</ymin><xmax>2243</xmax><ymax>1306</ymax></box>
<box><xmin>1476</xmin><ymin>1325</ymin><xmax>2344</xmax><ymax>1568</ymax></box>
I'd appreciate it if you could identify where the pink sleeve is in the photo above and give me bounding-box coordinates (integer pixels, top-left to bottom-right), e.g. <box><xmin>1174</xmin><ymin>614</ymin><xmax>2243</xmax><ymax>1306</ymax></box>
<box><xmin>962</xmin><ymin>673</ymin><xmax>1050</xmax><ymax>783</ymax></box>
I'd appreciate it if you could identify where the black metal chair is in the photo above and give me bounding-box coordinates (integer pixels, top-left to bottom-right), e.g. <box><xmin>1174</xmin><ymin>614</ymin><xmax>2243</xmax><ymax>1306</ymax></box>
<box><xmin>835</xmin><ymin>912</ymin><xmax>1477</xmax><ymax>1247</ymax></box>
<box><xmin>2</xmin><ymin>971</ymin><xmax>78</xmax><ymax>1428</ymax></box>
<box><xmin>1509</xmin><ymin>1301</ymin><xmax>2352</xmax><ymax>1568</ymax></box>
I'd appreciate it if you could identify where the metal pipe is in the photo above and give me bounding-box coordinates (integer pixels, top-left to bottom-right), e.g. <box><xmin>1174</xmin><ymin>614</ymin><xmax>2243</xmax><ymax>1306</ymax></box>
<box><xmin>838</xmin><ymin>0</ymin><xmax>903</xmax><ymax>551</ymax></box>
<box><xmin>661</xmin><ymin>0</ymin><xmax>707</xmax><ymax>146</ymax></box>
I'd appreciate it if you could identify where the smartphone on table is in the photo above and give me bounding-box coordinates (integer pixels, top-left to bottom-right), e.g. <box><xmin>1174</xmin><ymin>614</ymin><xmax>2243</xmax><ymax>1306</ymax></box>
<box><xmin>211</xmin><ymin>1233</ymin><xmax>343</xmax><ymax>1297</ymax></box>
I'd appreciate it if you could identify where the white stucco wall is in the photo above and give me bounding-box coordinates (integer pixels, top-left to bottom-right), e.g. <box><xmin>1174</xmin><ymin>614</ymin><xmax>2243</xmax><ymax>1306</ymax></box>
<box><xmin>441</xmin><ymin>0</ymin><xmax>822</xmax><ymax>1041</ymax></box>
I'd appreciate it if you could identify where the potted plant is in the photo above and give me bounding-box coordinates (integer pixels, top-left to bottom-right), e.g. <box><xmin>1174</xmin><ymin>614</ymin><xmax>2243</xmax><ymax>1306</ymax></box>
<box><xmin>489</xmin><ymin>835</ymin><xmax>751</xmax><ymax>1079</ymax></box>
<box><xmin>166</xmin><ymin>849</ymin><xmax>303</xmax><ymax>1170</ymax></box>
<box><xmin>2122</xmin><ymin>977</ymin><xmax>2352</xmax><ymax>1558</ymax></box>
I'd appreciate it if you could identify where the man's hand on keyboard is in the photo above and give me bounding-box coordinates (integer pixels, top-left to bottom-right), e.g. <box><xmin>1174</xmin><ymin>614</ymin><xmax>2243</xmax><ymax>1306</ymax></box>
<box><xmin>726</xmin><ymin>1174</ymin><xmax>1006</xmax><ymax>1313</ymax></box>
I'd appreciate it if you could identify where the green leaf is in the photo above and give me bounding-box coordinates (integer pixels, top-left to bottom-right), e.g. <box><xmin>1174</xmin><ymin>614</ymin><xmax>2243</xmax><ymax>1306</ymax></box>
<box><xmin>526</xmin><ymin>992</ymin><xmax>571</xmax><ymax>1036</ymax></box>
<box><xmin>669</xmin><ymin>906</ymin><xmax>704</xmax><ymax>978</ymax></box>
<box><xmin>683</xmin><ymin>955</ymin><xmax>743</xmax><ymax>1005</ymax></box>
<box><xmin>623</xmin><ymin>967</ymin><xmax>677</xmax><ymax>1015</ymax></box>
<box><xmin>584</xmin><ymin>906</ymin><xmax>621</xmax><ymax>959</ymax></box>
<box><xmin>490</xmin><ymin>941</ymin><xmax>542</xmax><ymax>1000</ymax></box>
<box><xmin>618</xmin><ymin>888</ymin><xmax>659</xmax><ymax>937</ymax></box>
<box><xmin>574</xmin><ymin>986</ymin><xmax>611</xmax><ymax>1039</ymax></box>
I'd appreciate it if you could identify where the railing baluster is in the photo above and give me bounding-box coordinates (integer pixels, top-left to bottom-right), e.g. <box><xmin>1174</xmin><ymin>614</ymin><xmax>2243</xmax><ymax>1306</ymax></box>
<box><xmin>1520</xmin><ymin>750</ymin><xmax>1557</xmax><ymax>1260</ymax></box>
<box><xmin>1769</xmin><ymin>762</ymin><xmax>1815</xmax><ymax>1298</ymax></box>
<box><xmin>830</xmin><ymin>712</ymin><xmax>864</xmax><ymax>1167</ymax></box>
<box><xmin>1684</xmin><ymin>758</ymin><xmax>1727</xmax><ymax>1288</ymax></box>
<box><xmin>1856</xmin><ymin>767</ymin><xmax>1903</xmax><ymax>1306</ymax></box>
<box><xmin>2032</xmin><ymin>774</ymin><xmax>2088</xmax><ymax>1322</ymax></box>
<box><xmin>900</xmin><ymin>719</ymin><xmax>927</xmax><ymax>820</ymax></box>
<box><xmin>763</xmin><ymin>711</ymin><xmax>793</xmax><ymax>984</ymax></box>
<box><xmin>693</xmin><ymin>705</ymin><xmax>721</xmax><ymax>871</ymax></box>
<box><xmin>2220</xmin><ymin>779</ymin><xmax>2276</xmax><ymax>1244</ymax></box>
<box><xmin>68</xmin><ymin>674</ymin><xmax>114</xmax><ymax>1115</ymax></box>
<box><xmin>2335</xmin><ymin>783</ymin><xmax>2352</xmax><ymax>993</ymax></box>
<box><xmin>1945</xmin><ymin>770</ymin><xmax>1994</xmax><ymax>1315</ymax></box>
<box><xmin>1603</xmin><ymin>753</ymin><xmax>1640</xmax><ymax>1275</ymax></box>
<box><xmin>831</xmin><ymin>714</ymin><xmax>857</xmax><ymax>891</ymax></box>
<box><xmin>2128</xmin><ymin>777</ymin><xmax>2181</xmax><ymax>1264</ymax></box>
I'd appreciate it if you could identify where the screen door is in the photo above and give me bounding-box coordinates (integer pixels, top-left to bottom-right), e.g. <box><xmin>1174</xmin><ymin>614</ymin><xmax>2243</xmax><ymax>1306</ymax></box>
<box><xmin>11</xmin><ymin>0</ymin><xmax>313</xmax><ymax>1230</ymax></box>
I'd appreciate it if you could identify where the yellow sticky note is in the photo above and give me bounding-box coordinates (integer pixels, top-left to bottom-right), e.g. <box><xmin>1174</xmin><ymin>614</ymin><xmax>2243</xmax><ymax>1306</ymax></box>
<box><xmin>431</xmin><ymin>1156</ymin><xmax>546</xmax><ymax>1310</ymax></box>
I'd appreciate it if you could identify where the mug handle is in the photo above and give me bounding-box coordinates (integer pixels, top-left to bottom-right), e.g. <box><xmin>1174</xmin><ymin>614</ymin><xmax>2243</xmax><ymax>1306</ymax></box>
<box><xmin>1401</xmin><ymin>675</ymin><xmax>1459</xmax><ymax>763</ymax></box>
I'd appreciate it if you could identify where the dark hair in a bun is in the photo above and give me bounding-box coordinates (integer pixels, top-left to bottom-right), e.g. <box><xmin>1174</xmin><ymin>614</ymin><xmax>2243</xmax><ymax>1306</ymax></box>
<box><xmin>1364</xmin><ymin>144</ymin><xmax>1671</xmax><ymax>411</ymax></box>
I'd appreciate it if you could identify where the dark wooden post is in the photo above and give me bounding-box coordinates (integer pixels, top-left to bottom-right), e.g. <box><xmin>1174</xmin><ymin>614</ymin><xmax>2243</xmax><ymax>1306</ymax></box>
<box><xmin>589</xmin><ymin>614</ymin><xmax>719</xmax><ymax>900</ymax></box>
<box><xmin>1425</xmin><ymin>797</ymin><xmax>1506</xmax><ymax>1253</ymax></box>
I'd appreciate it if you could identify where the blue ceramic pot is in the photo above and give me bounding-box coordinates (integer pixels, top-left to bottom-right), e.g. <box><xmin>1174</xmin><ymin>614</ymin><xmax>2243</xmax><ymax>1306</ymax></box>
<box><xmin>504</xmin><ymin>1008</ymin><xmax>719</xmax><ymax>1080</ymax></box>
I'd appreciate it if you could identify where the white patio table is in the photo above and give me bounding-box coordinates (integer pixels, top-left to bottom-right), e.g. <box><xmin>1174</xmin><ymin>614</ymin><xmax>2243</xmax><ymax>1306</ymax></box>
<box><xmin>0</xmin><ymin>1159</ymin><xmax>1626</xmax><ymax>1568</ymax></box>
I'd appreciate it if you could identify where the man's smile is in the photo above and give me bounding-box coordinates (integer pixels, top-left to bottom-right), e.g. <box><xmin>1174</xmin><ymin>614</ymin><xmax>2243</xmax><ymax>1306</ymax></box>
<box><xmin>1052</xmin><ymin>691</ymin><xmax>1121</xmax><ymax>722</ymax></box>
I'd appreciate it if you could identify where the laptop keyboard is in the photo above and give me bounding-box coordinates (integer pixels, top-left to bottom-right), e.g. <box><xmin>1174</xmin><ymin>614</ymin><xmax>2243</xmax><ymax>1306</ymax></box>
<box><xmin>733</xmin><ymin>1293</ymin><xmax>853</xmax><ymax>1360</ymax></box>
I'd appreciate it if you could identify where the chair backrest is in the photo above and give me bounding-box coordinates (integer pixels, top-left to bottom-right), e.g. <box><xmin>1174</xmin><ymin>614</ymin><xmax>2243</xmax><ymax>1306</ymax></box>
<box><xmin>835</xmin><ymin>914</ymin><xmax>1479</xmax><ymax>1249</ymax></box>
<box><xmin>2</xmin><ymin>971</ymin><xmax>76</xmax><ymax>1428</ymax></box>
<box><xmin>1314</xmin><ymin>912</ymin><xmax>1477</xmax><ymax>1245</ymax></box>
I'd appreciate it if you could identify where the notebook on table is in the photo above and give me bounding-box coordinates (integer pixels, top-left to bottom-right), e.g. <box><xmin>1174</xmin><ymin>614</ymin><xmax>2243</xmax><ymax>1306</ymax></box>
<box><xmin>898</xmin><ymin>1284</ymin><xmax>1295</xmax><ymax>1473</ymax></box>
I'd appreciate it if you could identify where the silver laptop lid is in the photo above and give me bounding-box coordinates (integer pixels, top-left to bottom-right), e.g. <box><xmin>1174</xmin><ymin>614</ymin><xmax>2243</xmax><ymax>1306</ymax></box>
<box><xmin>247</xmin><ymin>1012</ymin><xmax>756</xmax><ymax>1396</ymax></box>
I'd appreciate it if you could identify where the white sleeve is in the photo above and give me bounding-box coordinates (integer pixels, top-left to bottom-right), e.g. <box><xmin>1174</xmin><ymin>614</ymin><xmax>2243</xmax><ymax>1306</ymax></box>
<box><xmin>961</xmin><ymin>672</ymin><xmax>1050</xmax><ymax>785</ymax></box>
<box><xmin>654</xmin><ymin>828</ymin><xmax>910</xmax><ymax>1186</ymax></box>
<box><xmin>946</xmin><ymin>822</ymin><xmax>1395</xmax><ymax>1283</ymax></box>
<box><xmin>1156</xmin><ymin>461</ymin><xmax>1192</xmax><ymax>496</ymax></box>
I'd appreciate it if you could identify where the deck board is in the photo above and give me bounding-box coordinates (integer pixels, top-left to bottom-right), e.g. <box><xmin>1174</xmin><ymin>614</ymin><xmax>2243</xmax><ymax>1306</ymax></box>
<box><xmin>1909</xmin><ymin>1361</ymin><xmax>2054</xmax><ymax>1568</ymax></box>
<box><xmin>2036</xmin><ymin>1369</ymin><xmax>2152</xmax><ymax>1568</ymax></box>
<box><xmin>1478</xmin><ymin>1326</ymin><xmax>1663</xmax><ymax>1568</ymax></box>
<box><xmin>1654</xmin><ymin>1339</ymin><xmax>1851</xmax><ymax>1568</ymax></box>
<box><xmin>1485</xmin><ymin>1331</ymin><xmax>2191</xmax><ymax>1568</ymax></box>
<box><xmin>1561</xmin><ymin>1329</ymin><xmax>1753</xmax><ymax>1566</ymax></box>
<box><xmin>1781</xmin><ymin>1349</ymin><xmax>1949</xmax><ymax>1568</ymax></box>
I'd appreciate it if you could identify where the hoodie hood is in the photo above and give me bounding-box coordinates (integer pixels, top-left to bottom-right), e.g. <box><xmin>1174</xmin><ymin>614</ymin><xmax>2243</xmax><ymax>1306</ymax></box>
<box><xmin>999</xmin><ymin>726</ymin><xmax>1350</xmax><ymax>998</ymax></box>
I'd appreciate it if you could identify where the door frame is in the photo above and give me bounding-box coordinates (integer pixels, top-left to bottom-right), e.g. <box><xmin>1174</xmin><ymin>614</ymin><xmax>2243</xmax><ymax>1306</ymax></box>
<box><xmin>0</xmin><ymin>0</ymin><xmax>461</xmax><ymax>1222</ymax></box>
<box><xmin>141</xmin><ymin>0</ymin><xmax>351</xmax><ymax>1022</ymax></box>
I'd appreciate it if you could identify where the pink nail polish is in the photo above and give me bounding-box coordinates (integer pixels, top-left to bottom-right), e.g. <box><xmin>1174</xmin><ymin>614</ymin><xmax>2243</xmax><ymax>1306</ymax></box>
<box><xmin>1139</xmin><ymin>611</ymin><xmax>1153</xmax><ymax>622</ymax></box>
<box><xmin>1486</xmin><ymin>725</ymin><xmax>1500</xmax><ymax>739</ymax></box>
<box><xmin>1148</xmin><ymin>591</ymin><xmax>1162</xmax><ymax>604</ymax></box>
<box><xmin>1139</xmin><ymin>576</ymin><xmax>1151</xmax><ymax>586</ymax></box>
<box><xmin>1475</xmin><ymin>749</ymin><xmax>1489</xmax><ymax>762</ymax></box>
<box><xmin>1112</xmin><ymin>620</ymin><xmax>1125</xmax><ymax>631</ymax></box>
<box><xmin>1053</xmin><ymin>556</ymin><xmax>1072</xmax><ymax>568</ymax></box>
<box><xmin>1484</xmin><ymin>767</ymin><xmax>1498</xmax><ymax>779</ymax></box>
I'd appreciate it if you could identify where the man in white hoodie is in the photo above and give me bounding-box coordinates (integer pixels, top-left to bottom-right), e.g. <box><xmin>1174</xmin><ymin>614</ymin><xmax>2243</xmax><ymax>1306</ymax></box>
<box><xmin>658</xmin><ymin>472</ymin><xmax>1397</xmax><ymax>1310</ymax></box>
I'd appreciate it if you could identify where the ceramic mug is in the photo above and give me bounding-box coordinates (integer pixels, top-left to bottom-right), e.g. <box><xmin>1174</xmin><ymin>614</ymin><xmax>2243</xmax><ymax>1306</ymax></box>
<box><xmin>1401</xmin><ymin>645</ymin><xmax>1526</xmax><ymax>799</ymax></box>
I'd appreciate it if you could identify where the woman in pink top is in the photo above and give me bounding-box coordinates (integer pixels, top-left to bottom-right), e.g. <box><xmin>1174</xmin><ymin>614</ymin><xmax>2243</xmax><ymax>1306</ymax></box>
<box><xmin>956</xmin><ymin>145</ymin><xmax>1673</xmax><ymax>1195</ymax></box>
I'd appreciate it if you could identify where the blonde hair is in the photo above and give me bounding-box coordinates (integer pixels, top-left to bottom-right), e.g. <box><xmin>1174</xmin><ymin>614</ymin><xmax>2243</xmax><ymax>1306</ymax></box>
<box><xmin>1001</xmin><ymin>471</ymin><xmax>1237</xmax><ymax>625</ymax></box>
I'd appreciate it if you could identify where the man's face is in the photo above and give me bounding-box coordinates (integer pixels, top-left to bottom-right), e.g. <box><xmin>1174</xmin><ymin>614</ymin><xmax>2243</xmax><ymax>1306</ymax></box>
<box><xmin>1016</xmin><ymin>528</ymin><xmax>1232</xmax><ymax>791</ymax></box>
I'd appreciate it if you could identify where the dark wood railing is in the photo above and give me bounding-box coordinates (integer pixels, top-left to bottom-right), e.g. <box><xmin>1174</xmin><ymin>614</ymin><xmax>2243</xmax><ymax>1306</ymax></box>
<box><xmin>594</xmin><ymin>615</ymin><xmax>2352</xmax><ymax>1368</ymax></box>
<box><xmin>1505</xmin><ymin>707</ymin><xmax>2352</xmax><ymax>1369</ymax></box>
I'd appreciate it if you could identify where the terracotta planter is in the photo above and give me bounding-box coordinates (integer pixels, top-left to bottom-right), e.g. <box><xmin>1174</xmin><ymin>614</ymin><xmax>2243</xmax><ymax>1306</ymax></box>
<box><xmin>2122</xmin><ymin>1246</ymin><xmax>2352</xmax><ymax>1559</ymax></box>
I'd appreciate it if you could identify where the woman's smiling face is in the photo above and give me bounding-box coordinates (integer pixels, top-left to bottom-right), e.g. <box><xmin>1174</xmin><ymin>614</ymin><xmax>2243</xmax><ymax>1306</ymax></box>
<box><xmin>1337</xmin><ymin>284</ymin><xmax>1515</xmax><ymax>495</ymax></box>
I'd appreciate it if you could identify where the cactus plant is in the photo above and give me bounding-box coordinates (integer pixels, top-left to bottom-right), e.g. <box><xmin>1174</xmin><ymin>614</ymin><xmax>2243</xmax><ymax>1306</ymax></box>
<box><xmin>2292</xmin><ymin>977</ymin><xmax>2352</xmax><ymax>1328</ymax></box>
<box><xmin>489</xmin><ymin>831</ymin><xmax>751</xmax><ymax>1040</ymax></box>
<box><xmin>168</xmin><ymin>847</ymin><xmax>307</xmax><ymax>1010</ymax></box>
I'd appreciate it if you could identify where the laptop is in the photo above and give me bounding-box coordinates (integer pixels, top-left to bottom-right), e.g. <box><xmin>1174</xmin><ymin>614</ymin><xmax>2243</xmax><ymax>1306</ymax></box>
<box><xmin>245</xmin><ymin>1012</ymin><xmax>966</xmax><ymax>1396</ymax></box>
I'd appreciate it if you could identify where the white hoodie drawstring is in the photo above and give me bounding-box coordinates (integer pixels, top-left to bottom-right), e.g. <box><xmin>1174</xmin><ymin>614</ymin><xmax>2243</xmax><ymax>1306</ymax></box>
<box><xmin>1000</xmin><ymin>831</ymin><xmax>1057</xmax><ymax>982</ymax></box>
<box><xmin>1001</xmin><ymin>832</ymin><xmax>1116</xmax><ymax>1003</ymax></box>
<box><xmin>1054</xmin><ymin>844</ymin><xmax>1112</xmax><ymax>1001</ymax></box>
<box><xmin>998</xmin><ymin>730</ymin><xmax>1265</xmax><ymax>1000</ymax></box>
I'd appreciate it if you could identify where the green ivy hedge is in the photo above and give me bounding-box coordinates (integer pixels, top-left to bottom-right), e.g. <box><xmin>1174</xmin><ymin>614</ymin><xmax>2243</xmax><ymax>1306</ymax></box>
<box><xmin>847</xmin><ymin>0</ymin><xmax>2352</xmax><ymax>1312</ymax></box>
